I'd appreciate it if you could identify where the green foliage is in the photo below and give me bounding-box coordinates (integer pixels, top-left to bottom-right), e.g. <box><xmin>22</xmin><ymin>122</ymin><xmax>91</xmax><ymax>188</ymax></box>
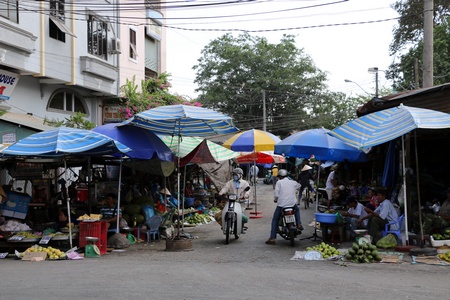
<box><xmin>388</xmin><ymin>1</ymin><xmax>450</xmax><ymax>90</ymax></box>
<box><xmin>119</xmin><ymin>73</ymin><xmax>197</xmax><ymax>119</ymax></box>
<box><xmin>44</xmin><ymin>112</ymin><xmax>95</xmax><ymax>129</ymax></box>
<box><xmin>193</xmin><ymin>33</ymin><xmax>331</xmax><ymax>137</ymax></box>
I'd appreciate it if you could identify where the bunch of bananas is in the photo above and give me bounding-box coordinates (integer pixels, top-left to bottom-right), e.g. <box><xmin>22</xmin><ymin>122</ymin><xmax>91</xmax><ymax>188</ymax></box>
<box><xmin>438</xmin><ymin>252</ymin><xmax>450</xmax><ymax>262</ymax></box>
<box><xmin>13</xmin><ymin>232</ymin><xmax>40</xmax><ymax>238</ymax></box>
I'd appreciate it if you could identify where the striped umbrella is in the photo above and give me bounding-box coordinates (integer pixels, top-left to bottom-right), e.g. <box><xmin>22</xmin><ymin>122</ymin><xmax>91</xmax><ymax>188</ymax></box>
<box><xmin>124</xmin><ymin>105</ymin><xmax>239</xmax><ymax>236</ymax></box>
<box><xmin>329</xmin><ymin>104</ymin><xmax>450</xmax><ymax>244</ymax></box>
<box><xmin>329</xmin><ymin>104</ymin><xmax>450</xmax><ymax>149</ymax></box>
<box><xmin>1</xmin><ymin>127</ymin><xmax>131</xmax><ymax>157</ymax></box>
<box><xmin>161</xmin><ymin>136</ymin><xmax>238</xmax><ymax>162</ymax></box>
<box><xmin>124</xmin><ymin>104</ymin><xmax>239</xmax><ymax>137</ymax></box>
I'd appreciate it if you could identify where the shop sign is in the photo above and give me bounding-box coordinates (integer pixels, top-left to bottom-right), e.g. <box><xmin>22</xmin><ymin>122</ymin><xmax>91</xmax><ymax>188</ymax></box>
<box><xmin>9</xmin><ymin>163</ymin><xmax>43</xmax><ymax>179</ymax></box>
<box><xmin>2</xmin><ymin>132</ymin><xmax>16</xmax><ymax>145</ymax></box>
<box><xmin>103</xmin><ymin>105</ymin><xmax>122</xmax><ymax>123</ymax></box>
<box><xmin>0</xmin><ymin>70</ymin><xmax>20</xmax><ymax>101</ymax></box>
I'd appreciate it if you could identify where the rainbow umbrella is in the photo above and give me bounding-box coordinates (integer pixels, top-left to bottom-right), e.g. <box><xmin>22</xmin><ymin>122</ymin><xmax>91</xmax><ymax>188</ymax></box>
<box><xmin>223</xmin><ymin>129</ymin><xmax>281</xmax><ymax>217</ymax></box>
<box><xmin>222</xmin><ymin>129</ymin><xmax>281</xmax><ymax>152</ymax></box>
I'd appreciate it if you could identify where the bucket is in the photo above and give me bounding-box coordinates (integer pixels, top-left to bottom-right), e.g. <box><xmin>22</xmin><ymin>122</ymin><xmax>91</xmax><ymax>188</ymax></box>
<box><xmin>76</xmin><ymin>188</ymin><xmax>88</xmax><ymax>203</ymax></box>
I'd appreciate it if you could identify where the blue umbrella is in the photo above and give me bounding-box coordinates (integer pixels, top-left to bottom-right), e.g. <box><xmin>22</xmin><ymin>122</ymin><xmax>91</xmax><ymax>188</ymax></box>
<box><xmin>92</xmin><ymin>123</ymin><xmax>173</xmax><ymax>161</ymax></box>
<box><xmin>1</xmin><ymin>127</ymin><xmax>131</xmax><ymax>157</ymax></box>
<box><xmin>329</xmin><ymin>104</ymin><xmax>450</xmax><ymax>149</ymax></box>
<box><xmin>124</xmin><ymin>104</ymin><xmax>239</xmax><ymax>136</ymax></box>
<box><xmin>274</xmin><ymin>128</ymin><xmax>366</xmax><ymax>162</ymax></box>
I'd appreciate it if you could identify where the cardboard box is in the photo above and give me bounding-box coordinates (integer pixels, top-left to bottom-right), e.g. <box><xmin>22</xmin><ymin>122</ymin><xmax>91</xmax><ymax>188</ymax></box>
<box><xmin>22</xmin><ymin>252</ymin><xmax>47</xmax><ymax>261</ymax></box>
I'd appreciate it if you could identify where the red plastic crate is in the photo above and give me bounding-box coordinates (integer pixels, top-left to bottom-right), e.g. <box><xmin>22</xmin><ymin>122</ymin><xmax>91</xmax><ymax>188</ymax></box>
<box><xmin>78</xmin><ymin>222</ymin><xmax>108</xmax><ymax>255</ymax></box>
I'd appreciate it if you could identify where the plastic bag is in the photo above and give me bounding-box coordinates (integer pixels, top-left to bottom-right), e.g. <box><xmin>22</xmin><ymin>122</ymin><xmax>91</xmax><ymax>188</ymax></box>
<box><xmin>376</xmin><ymin>233</ymin><xmax>397</xmax><ymax>249</ymax></box>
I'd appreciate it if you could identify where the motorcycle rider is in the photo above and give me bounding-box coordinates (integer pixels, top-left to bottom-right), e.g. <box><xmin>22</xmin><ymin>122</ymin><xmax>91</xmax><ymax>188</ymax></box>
<box><xmin>218</xmin><ymin>167</ymin><xmax>250</xmax><ymax>230</ymax></box>
<box><xmin>265</xmin><ymin>169</ymin><xmax>303</xmax><ymax>245</ymax></box>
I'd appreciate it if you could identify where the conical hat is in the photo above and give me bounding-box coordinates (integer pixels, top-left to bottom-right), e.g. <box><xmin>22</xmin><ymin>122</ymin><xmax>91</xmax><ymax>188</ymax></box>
<box><xmin>301</xmin><ymin>165</ymin><xmax>312</xmax><ymax>171</ymax></box>
<box><xmin>159</xmin><ymin>187</ymin><xmax>171</xmax><ymax>196</ymax></box>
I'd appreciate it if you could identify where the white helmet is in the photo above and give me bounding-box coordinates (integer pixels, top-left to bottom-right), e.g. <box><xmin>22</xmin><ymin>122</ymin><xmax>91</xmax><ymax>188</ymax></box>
<box><xmin>232</xmin><ymin>168</ymin><xmax>244</xmax><ymax>175</ymax></box>
<box><xmin>278</xmin><ymin>169</ymin><xmax>288</xmax><ymax>177</ymax></box>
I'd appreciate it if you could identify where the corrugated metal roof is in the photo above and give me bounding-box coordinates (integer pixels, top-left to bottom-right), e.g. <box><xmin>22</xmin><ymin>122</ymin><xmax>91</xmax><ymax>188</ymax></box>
<box><xmin>0</xmin><ymin>112</ymin><xmax>54</xmax><ymax>131</ymax></box>
<box><xmin>357</xmin><ymin>83</ymin><xmax>450</xmax><ymax>116</ymax></box>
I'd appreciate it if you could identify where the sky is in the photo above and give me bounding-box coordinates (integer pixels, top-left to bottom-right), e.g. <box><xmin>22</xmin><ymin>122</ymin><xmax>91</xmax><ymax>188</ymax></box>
<box><xmin>164</xmin><ymin>0</ymin><xmax>399</xmax><ymax>100</ymax></box>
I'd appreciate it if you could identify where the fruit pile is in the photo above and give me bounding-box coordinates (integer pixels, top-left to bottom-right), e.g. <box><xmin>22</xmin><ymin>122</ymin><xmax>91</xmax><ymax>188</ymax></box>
<box><xmin>306</xmin><ymin>242</ymin><xmax>341</xmax><ymax>259</ymax></box>
<box><xmin>12</xmin><ymin>232</ymin><xmax>40</xmax><ymax>239</ymax></box>
<box><xmin>184</xmin><ymin>213</ymin><xmax>212</xmax><ymax>225</ymax></box>
<box><xmin>432</xmin><ymin>229</ymin><xmax>450</xmax><ymax>240</ymax></box>
<box><xmin>22</xmin><ymin>245</ymin><xmax>66</xmax><ymax>260</ymax></box>
<box><xmin>345</xmin><ymin>242</ymin><xmax>382</xmax><ymax>263</ymax></box>
<box><xmin>438</xmin><ymin>252</ymin><xmax>450</xmax><ymax>262</ymax></box>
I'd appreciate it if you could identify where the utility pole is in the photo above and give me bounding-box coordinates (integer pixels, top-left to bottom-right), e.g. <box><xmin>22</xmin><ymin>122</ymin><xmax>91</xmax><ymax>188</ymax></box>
<box><xmin>423</xmin><ymin>0</ymin><xmax>434</xmax><ymax>87</ymax></box>
<box><xmin>262</xmin><ymin>90</ymin><xmax>266</xmax><ymax>131</ymax></box>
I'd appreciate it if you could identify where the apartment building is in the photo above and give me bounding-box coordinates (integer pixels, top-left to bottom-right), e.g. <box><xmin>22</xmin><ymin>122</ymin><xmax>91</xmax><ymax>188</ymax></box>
<box><xmin>0</xmin><ymin>0</ymin><xmax>165</xmax><ymax>143</ymax></box>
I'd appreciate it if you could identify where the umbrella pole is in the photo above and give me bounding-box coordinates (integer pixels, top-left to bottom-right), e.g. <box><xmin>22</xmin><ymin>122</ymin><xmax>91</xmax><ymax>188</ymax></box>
<box><xmin>250</xmin><ymin>157</ymin><xmax>263</xmax><ymax>219</ymax></box>
<box><xmin>402</xmin><ymin>135</ymin><xmax>409</xmax><ymax>245</ymax></box>
<box><xmin>414</xmin><ymin>132</ymin><xmax>425</xmax><ymax>245</ymax></box>
<box><xmin>182</xmin><ymin>165</ymin><xmax>186</xmax><ymax>234</ymax></box>
<box><xmin>176</xmin><ymin>131</ymin><xmax>181</xmax><ymax>239</ymax></box>
<box><xmin>116</xmin><ymin>158</ymin><xmax>123</xmax><ymax>234</ymax></box>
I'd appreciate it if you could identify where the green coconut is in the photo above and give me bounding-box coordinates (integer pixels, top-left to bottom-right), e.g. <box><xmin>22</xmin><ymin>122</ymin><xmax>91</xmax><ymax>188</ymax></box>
<box><xmin>132</xmin><ymin>195</ymin><xmax>154</xmax><ymax>206</ymax></box>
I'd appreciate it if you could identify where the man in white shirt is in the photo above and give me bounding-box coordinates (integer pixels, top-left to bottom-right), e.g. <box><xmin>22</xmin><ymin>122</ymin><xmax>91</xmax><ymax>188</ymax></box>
<box><xmin>341</xmin><ymin>196</ymin><xmax>368</xmax><ymax>239</ymax></box>
<box><xmin>265</xmin><ymin>169</ymin><xmax>302</xmax><ymax>245</ymax></box>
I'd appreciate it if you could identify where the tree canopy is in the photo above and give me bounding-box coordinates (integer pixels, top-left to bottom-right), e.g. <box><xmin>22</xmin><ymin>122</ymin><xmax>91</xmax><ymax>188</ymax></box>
<box><xmin>193</xmin><ymin>33</ymin><xmax>341</xmax><ymax>138</ymax></box>
<box><xmin>119</xmin><ymin>73</ymin><xmax>191</xmax><ymax>119</ymax></box>
<box><xmin>388</xmin><ymin>0</ymin><xmax>450</xmax><ymax>90</ymax></box>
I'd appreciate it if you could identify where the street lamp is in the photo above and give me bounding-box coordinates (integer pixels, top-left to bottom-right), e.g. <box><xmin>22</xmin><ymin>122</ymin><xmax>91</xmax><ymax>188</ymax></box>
<box><xmin>344</xmin><ymin>79</ymin><xmax>371</xmax><ymax>96</ymax></box>
<box><xmin>368</xmin><ymin>67</ymin><xmax>379</xmax><ymax>98</ymax></box>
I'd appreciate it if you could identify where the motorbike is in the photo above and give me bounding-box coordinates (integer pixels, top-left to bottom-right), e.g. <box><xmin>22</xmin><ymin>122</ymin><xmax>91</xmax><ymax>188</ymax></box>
<box><xmin>222</xmin><ymin>186</ymin><xmax>250</xmax><ymax>244</ymax></box>
<box><xmin>277</xmin><ymin>206</ymin><xmax>301</xmax><ymax>246</ymax></box>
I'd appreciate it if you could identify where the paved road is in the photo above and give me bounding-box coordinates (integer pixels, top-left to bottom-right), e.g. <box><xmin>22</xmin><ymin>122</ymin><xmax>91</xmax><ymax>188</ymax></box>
<box><xmin>2</xmin><ymin>180</ymin><xmax>448</xmax><ymax>300</ymax></box>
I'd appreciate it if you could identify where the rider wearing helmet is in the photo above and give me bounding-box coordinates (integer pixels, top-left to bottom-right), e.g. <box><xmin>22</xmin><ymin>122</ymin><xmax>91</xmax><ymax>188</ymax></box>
<box><xmin>219</xmin><ymin>168</ymin><xmax>250</xmax><ymax>200</ymax></box>
<box><xmin>266</xmin><ymin>169</ymin><xmax>303</xmax><ymax>245</ymax></box>
<box><xmin>218</xmin><ymin>167</ymin><xmax>251</xmax><ymax>231</ymax></box>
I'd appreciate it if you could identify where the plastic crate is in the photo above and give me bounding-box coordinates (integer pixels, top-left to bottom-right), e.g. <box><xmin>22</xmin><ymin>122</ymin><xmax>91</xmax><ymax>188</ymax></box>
<box><xmin>78</xmin><ymin>222</ymin><xmax>107</xmax><ymax>255</ymax></box>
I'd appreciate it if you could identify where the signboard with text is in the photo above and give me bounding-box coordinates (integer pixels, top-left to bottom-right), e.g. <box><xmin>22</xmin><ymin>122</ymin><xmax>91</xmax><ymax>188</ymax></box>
<box><xmin>0</xmin><ymin>70</ymin><xmax>20</xmax><ymax>101</ymax></box>
<box><xmin>103</xmin><ymin>105</ymin><xmax>122</xmax><ymax>123</ymax></box>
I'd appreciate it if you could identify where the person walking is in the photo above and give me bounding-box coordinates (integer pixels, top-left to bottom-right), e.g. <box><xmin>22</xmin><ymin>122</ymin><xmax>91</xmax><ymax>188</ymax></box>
<box><xmin>271</xmin><ymin>165</ymin><xmax>278</xmax><ymax>189</ymax></box>
<box><xmin>249</xmin><ymin>164</ymin><xmax>259</xmax><ymax>186</ymax></box>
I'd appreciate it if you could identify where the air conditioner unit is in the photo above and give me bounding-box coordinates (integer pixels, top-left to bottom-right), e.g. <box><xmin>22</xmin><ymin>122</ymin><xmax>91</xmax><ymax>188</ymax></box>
<box><xmin>110</xmin><ymin>38</ymin><xmax>121</xmax><ymax>54</ymax></box>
